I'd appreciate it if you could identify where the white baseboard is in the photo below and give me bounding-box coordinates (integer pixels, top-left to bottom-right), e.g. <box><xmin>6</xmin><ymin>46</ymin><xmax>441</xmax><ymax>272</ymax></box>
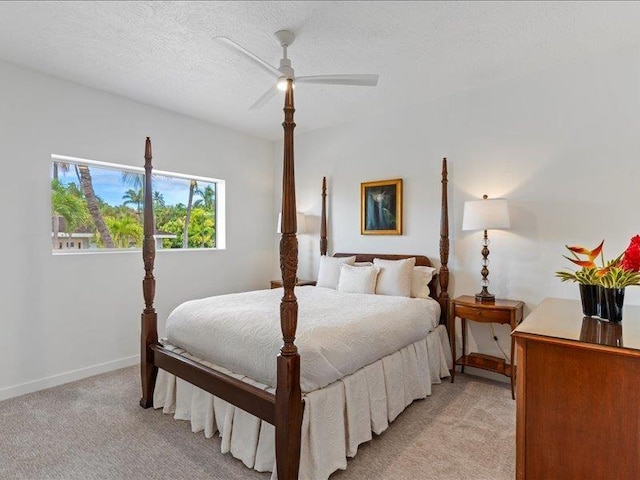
<box><xmin>0</xmin><ymin>355</ymin><xmax>139</xmax><ymax>402</ymax></box>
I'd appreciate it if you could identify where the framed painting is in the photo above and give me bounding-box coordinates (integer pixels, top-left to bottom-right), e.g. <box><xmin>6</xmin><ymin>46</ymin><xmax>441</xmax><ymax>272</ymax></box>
<box><xmin>360</xmin><ymin>178</ymin><xmax>403</xmax><ymax>235</ymax></box>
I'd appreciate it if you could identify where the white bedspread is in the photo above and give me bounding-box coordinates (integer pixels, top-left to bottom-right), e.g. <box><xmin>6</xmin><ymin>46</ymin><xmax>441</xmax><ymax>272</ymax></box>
<box><xmin>166</xmin><ymin>286</ymin><xmax>440</xmax><ymax>393</ymax></box>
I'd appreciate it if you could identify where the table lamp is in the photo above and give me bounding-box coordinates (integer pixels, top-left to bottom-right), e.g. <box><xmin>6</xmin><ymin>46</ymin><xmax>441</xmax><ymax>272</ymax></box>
<box><xmin>462</xmin><ymin>195</ymin><xmax>511</xmax><ymax>303</ymax></box>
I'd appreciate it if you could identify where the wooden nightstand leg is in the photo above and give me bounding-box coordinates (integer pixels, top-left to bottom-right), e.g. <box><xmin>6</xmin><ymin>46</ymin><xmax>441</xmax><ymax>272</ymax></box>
<box><xmin>460</xmin><ymin>317</ymin><xmax>466</xmax><ymax>374</ymax></box>
<box><xmin>449</xmin><ymin>305</ymin><xmax>456</xmax><ymax>383</ymax></box>
<box><xmin>510</xmin><ymin>336</ymin><xmax>516</xmax><ymax>400</ymax></box>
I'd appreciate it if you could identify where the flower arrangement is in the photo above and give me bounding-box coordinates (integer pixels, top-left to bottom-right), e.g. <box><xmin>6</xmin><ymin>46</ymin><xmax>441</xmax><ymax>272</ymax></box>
<box><xmin>555</xmin><ymin>237</ymin><xmax>640</xmax><ymax>288</ymax></box>
<box><xmin>556</xmin><ymin>236</ymin><xmax>640</xmax><ymax>322</ymax></box>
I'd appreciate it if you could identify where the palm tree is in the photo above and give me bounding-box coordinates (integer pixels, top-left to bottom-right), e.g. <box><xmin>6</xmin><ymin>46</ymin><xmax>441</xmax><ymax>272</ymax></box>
<box><xmin>193</xmin><ymin>184</ymin><xmax>215</xmax><ymax>210</ymax></box>
<box><xmin>105</xmin><ymin>215</ymin><xmax>143</xmax><ymax>248</ymax></box>
<box><xmin>76</xmin><ymin>165</ymin><xmax>115</xmax><ymax>248</ymax></box>
<box><xmin>122</xmin><ymin>188</ymin><xmax>144</xmax><ymax>221</ymax></box>
<box><xmin>123</xmin><ymin>171</ymin><xmax>170</xmax><ymax>226</ymax></box>
<box><xmin>153</xmin><ymin>191</ymin><xmax>165</xmax><ymax>208</ymax></box>
<box><xmin>52</xmin><ymin>161</ymin><xmax>71</xmax><ymax>248</ymax></box>
<box><xmin>51</xmin><ymin>180</ymin><xmax>89</xmax><ymax>249</ymax></box>
<box><xmin>194</xmin><ymin>184</ymin><xmax>215</xmax><ymax>247</ymax></box>
<box><xmin>52</xmin><ymin>161</ymin><xmax>71</xmax><ymax>182</ymax></box>
<box><xmin>121</xmin><ymin>171</ymin><xmax>144</xmax><ymax>192</ymax></box>
<box><xmin>183</xmin><ymin>180</ymin><xmax>197</xmax><ymax>248</ymax></box>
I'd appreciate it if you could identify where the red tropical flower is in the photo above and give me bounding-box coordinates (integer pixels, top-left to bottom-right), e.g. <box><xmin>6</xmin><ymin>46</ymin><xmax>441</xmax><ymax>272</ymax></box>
<box><xmin>621</xmin><ymin>235</ymin><xmax>640</xmax><ymax>272</ymax></box>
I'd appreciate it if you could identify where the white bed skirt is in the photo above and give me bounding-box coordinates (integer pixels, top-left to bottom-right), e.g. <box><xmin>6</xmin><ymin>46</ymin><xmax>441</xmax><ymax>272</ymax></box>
<box><xmin>153</xmin><ymin>324</ymin><xmax>453</xmax><ymax>480</ymax></box>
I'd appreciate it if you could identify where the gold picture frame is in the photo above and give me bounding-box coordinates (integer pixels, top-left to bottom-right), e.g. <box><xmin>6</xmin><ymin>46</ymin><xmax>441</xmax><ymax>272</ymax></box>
<box><xmin>361</xmin><ymin>178</ymin><xmax>403</xmax><ymax>235</ymax></box>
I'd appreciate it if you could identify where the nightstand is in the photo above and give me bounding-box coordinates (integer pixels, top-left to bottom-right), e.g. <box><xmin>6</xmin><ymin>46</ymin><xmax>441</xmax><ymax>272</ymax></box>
<box><xmin>449</xmin><ymin>295</ymin><xmax>524</xmax><ymax>399</ymax></box>
<box><xmin>270</xmin><ymin>279</ymin><xmax>316</xmax><ymax>289</ymax></box>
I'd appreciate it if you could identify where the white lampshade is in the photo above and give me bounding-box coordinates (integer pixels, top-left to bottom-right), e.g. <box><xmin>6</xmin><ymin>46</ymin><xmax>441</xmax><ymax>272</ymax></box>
<box><xmin>277</xmin><ymin>212</ymin><xmax>306</xmax><ymax>234</ymax></box>
<box><xmin>462</xmin><ymin>197</ymin><xmax>510</xmax><ymax>231</ymax></box>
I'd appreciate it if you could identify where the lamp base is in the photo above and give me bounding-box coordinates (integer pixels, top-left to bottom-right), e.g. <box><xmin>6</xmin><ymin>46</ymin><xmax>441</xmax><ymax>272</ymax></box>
<box><xmin>475</xmin><ymin>291</ymin><xmax>496</xmax><ymax>304</ymax></box>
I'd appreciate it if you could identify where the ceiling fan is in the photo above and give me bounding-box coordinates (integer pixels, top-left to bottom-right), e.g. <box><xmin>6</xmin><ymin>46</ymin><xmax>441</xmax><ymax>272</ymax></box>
<box><xmin>215</xmin><ymin>30</ymin><xmax>379</xmax><ymax>110</ymax></box>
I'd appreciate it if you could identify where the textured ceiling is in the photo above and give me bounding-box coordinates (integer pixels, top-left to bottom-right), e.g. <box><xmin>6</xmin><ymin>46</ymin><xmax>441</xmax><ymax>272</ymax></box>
<box><xmin>0</xmin><ymin>1</ymin><xmax>640</xmax><ymax>140</ymax></box>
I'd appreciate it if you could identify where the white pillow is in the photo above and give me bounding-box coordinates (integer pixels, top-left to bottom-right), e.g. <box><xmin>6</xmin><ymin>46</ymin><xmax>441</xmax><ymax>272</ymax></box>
<box><xmin>354</xmin><ymin>261</ymin><xmax>374</xmax><ymax>267</ymax></box>
<box><xmin>316</xmin><ymin>255</ymin><xmax>356</xmax><ymax>289</ymax></box>
<box><xmin>373</xmin><ymin>257</ymin><xmax>416</xmax><ymax>297</ymax></box>
<box><xmin>337</xmin><ymin>264</ymin><xmax>380</xmax><ymax>294</ymax></box>
<box><xmin>411</xmin><ymin>266</ymin><xmax>437</xmax><ymax>299</ymax></box>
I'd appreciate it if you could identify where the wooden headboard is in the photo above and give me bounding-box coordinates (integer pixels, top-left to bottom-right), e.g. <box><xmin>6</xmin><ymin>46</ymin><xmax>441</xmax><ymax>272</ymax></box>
<box><xmin>333</xmin><ymin>253</ymin><xmax>434</xmax><ymax>268</ymax></box>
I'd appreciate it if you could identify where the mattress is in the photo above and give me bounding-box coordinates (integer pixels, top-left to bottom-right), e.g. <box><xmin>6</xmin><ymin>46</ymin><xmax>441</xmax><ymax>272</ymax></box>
<box><xmin>166</xmin><ymin>286</ymin><xmax>441</xmax><ymax>392</ymax></box>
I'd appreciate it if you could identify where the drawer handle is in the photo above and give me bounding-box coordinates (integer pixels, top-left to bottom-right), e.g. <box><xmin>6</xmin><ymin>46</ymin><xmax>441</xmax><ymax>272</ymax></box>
<box><xmin>475</xmin><ymin>309</ymin><xmax>482</xmax><ymax>316</ymax></box>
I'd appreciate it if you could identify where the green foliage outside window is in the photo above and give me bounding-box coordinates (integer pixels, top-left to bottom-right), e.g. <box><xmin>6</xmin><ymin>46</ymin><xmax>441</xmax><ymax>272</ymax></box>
<box><xmin>51</xmin><ymin>158</ymin><xmax>217</xmax><ymax>251</ymax></box>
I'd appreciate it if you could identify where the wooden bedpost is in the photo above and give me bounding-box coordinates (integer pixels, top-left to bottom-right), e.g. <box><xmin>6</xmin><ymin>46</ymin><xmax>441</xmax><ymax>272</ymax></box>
<box><xmin>438</xmin><ymin>158</ymin><xmax>450</xmax><ymax>326</ymax></box>
<box><xmin>320</xmin><ymin>176</ymin><xmax>327</xmax><ymax>256</ymax></box>
<box><xmin>140</xmin><ymin>137</ymin><xmax>158</xmax><ymax>409</ymax></box>
<box><xmin>276</xmin><ymin>78</ymin><xmax>303</xmax><ymax>480</ymax></box>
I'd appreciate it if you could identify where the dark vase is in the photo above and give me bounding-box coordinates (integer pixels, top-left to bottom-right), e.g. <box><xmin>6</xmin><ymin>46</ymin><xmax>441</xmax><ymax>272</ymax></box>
<box><xmin>602</xmin><ymin>287</ymin><xmax>625</xmax><ymax>323</ymax></box>
<box><xmin>597</xmin><ymin>285</ymin><xmax>608</xmax><ymax>319</ymax></box>
<box><xmin>579</xmin><ymin>284</ymin><xmax>599</xmax><ymax>317</ymax></box>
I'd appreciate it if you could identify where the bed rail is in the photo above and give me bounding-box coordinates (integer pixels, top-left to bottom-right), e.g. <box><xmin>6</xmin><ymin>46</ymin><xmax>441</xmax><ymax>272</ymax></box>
<box><xmin>151</xmin><ymin>345</ymin><xmax>276</xmax><ymax>424</ymax></box>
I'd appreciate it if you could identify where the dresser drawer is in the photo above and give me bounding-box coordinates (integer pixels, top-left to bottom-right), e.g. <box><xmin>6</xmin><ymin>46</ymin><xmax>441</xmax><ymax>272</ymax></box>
<box><xmin>454</xmin><ymin>304</ymin><xmax>512</xmax><ymax>323</ymax></box>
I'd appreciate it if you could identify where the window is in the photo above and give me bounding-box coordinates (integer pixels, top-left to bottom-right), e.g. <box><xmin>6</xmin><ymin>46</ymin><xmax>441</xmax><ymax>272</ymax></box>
<box><xmin>51</xmin><ymin>154</ymin><xmax>225</xmax><ymax>253</ymax></box>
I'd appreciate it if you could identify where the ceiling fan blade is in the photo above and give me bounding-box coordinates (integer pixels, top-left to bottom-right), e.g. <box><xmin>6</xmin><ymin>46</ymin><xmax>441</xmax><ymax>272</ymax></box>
<box><xmin>214</xmin><ymin>36</ymin><xmax>281</xmax><ymax>78</ymax></box>
<box><xmin>249</xmin><ymin>84</ymin><xmax>279</xmax><ymax>110</ymax></box>
<box><xmin>295</xmin><ymin>74</ymin><xmax>379</xmax><ymax>87</ymax></box>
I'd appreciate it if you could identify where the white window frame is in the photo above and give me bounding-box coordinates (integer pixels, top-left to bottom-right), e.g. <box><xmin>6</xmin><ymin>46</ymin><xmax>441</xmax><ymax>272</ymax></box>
<box><xmin>51</xmin><ymin>154</ymin><xmax>226</xmax><ymax>254</ymax></box>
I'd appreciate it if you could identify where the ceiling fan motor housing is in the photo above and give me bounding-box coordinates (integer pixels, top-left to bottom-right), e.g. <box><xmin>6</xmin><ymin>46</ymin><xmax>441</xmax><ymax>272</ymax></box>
<box><xmin>278</xmin><ymin>58</ymin><xmax>294</xmax><ymax>79</ymax></box>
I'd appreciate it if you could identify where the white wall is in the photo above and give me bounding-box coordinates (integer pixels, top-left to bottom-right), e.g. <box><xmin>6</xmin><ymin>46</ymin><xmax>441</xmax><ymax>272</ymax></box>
<box><xmin>274</xmin><ymin>46</ymin><xmax>640</xmax><ymax>373</ymax></box>
<box><xmin>0</xmin><ymin>60</ymin><xmax>274</xmax><ymax>399</ymax></box>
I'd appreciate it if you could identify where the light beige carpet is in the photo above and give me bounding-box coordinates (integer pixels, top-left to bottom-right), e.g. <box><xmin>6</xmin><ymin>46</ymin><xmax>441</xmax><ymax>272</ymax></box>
<box><xmin>0</xmin><ymin>366</ymin><xmax>515</xmax><ymax>479</ymax></box>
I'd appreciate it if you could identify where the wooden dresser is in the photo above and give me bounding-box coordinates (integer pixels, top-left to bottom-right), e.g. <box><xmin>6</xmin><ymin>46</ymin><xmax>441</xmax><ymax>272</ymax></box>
<box><xmin>513</xmin><ymin>297</ymin><xmax>640</xmax><ymax>480</ymax></box>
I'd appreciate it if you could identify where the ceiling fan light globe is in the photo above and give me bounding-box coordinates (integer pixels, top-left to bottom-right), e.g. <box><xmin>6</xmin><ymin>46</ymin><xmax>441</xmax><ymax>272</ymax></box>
<box><xmin>277</xmin><ymin>78</ymin><xmax>295</xmax><ymax>91</ymax></box>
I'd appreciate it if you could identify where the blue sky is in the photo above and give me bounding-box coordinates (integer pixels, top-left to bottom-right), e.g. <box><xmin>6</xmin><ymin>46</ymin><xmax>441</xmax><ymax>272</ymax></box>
<box><xmin>56</xmin><ymin>164</ymin><xmax>213</xmax><ymax>207</ymax></box>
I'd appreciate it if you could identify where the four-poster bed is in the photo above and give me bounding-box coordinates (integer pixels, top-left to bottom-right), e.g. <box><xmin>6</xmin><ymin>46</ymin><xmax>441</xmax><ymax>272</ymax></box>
<box><xmin>139</xmin><ymin>79</ymin><xmax>451</xmax><ymax>479</ymax></box>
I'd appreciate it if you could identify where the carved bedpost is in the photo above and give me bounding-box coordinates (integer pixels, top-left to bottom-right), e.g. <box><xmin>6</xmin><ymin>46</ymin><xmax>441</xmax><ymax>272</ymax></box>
<box><xmin>140</xmin><ymin>137</ymin><xmax>158</xmax><ymax>408</ymax></box>
<box><xmin>275</xmin><ymin>79</ymin><xmax>303</xmax><ymax>480</ymax></box>
<box><xmin>320</xmin><ymin>176</ymin><xmax>327</xmax><ymax>256</ymax></box>
<box><xmin>438</xmin><ymin>158</ymin><xmax>450</xmax><ymax>326</ymax></box>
